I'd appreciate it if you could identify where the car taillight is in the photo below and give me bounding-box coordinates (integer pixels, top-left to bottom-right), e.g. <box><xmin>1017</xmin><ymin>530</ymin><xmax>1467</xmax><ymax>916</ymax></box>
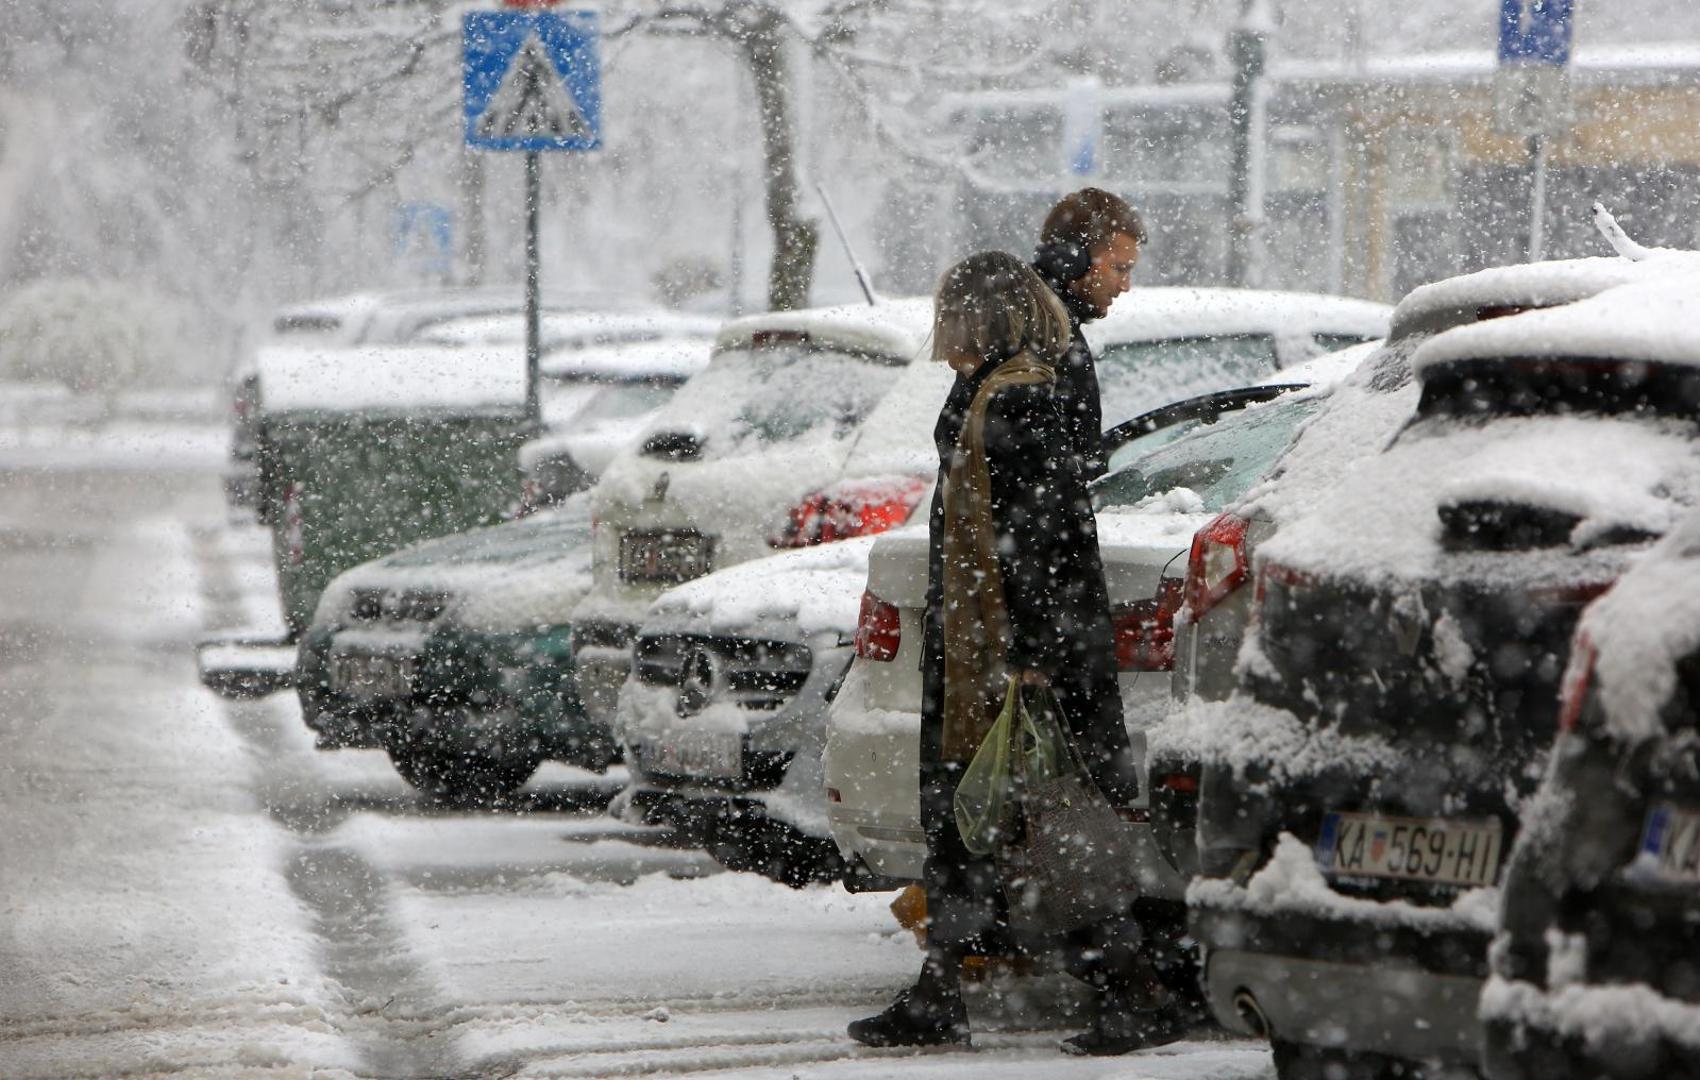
<box><xmin>1154</xmin><ymin>771</ymin><xmax>1199</xmax><ymax>795</ymax></box>
<box><xmin>1557</xmin><ymin>633</ymin><xmax>1597</xmax><ymax>733</ymax></box>
<box><xmin>854</xmin><ymin>589</ymin><xmax>901</xmax><ymax>662</ymax></box>
<box><xmin>1111</xmin><ymin>578</ymin><xmax>1185</xmax><ymax>671</ymax></box>
<box><xmin>1184</xmin><ymin>513</ymin><xmax>1251</xmax><ymax>622</ymax></box>
<box><xmin>772</xmin><ymin>475</ymin><xmax>930</xmax><ymax>548</ymax></box>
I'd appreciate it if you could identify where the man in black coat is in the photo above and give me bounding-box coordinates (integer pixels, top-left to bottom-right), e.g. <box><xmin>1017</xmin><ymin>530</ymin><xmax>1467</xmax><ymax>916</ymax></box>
<box><xmin>1032</xmin><ymin>187</ymin><xmax>1146</xmax><ymax>482</ymax></box>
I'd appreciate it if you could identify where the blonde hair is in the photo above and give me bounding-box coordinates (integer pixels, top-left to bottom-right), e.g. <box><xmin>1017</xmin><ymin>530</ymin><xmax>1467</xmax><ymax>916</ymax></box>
<box><xmin>931</xmin><ymin>251</ymin><xmax>1071</xmax><ymax>374</ymax></box>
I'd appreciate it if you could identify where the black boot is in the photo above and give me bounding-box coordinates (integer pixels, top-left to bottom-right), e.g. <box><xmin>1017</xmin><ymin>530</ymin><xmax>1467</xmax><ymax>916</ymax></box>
<box><xmin>847</xmin><ymin>957</ymin><xmax>970</xmax><ymax>1048</ymax></box>
<box><xmin>1059</xmin><ymin>990</ymin><xmax>1191</xmax><ymax>1056</ymax></box>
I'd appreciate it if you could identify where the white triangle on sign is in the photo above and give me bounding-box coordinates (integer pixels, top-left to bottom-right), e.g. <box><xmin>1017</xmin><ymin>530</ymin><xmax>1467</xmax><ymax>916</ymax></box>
<box><xmin>478</xmin><ymin>34</ymin><xmax>591</xmax><ymax>142</ymax></box>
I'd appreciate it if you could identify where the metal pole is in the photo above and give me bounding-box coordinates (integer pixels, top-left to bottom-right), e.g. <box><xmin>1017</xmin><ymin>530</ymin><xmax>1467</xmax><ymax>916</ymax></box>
<box><xmin>524</xmin><ymin>150</ymin><xmax>541</xmax><ymax>428</ymax></box>
<box><xmin>1528</xmin><ymin>133</ymin><xmax>1548</xmax><ymax>262</ymax></box>
<box><xmin>1226</xmin><ymin>1</ymin><xmax>1268</xmax><ymax>287</ymax></box>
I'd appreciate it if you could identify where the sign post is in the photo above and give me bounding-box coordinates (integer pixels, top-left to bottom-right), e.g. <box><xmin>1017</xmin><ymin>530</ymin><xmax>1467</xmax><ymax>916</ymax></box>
<box><xmin>1495</xmin><ymin>0</ymin><xmax>1574</xmax><ymax>263</ymax></box>
<box><xmin>463</xmin><ymin>6</ymin><xmax>602</xmax><ymax>426</ymax></box>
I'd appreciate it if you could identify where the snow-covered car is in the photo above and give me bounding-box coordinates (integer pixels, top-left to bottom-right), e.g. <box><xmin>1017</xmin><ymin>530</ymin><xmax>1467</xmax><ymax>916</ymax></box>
<box><xmin>577</xmin><ymin>288</ymin><xmax>1393</xmax><ymax>730</ymax></box>
<box><xmin>570</xmin><ymin>299</ymin><xmax>937</xmax><ymax>724</ymax></box>
<box><xmin>1154</xmin><ymin>255</ymin><xmax>1700</xmax><ymax>888</ymax></box>
<box><xmin>1186</xmin><ymin>274</ymin><xmax>1700</xmax><ymax>1080</ymax></box>
<box><xmin>1480</xmin><ymin>509</ymin><xmax>1700</xmax><ymax>1080</ymax></box>
<box><xmin>518</xmin><ymin>336</ymin><xmax>714</xmax><ymax>510</ymax></box>
<box><xmin>296</xmin><ymin>495</ymin><xmax>607</xmax><ymax>803</ymax></box>
<box><xmin>820</xmin><ymin>355</ymin><xmax>1364</xmax><ymax>893</ymax></box>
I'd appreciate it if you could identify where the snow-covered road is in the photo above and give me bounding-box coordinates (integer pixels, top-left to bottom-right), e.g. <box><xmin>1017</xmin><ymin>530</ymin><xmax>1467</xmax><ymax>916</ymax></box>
<box><xmin>0</xmin><ymin>438</ymin><xmax>1272</xmax><ymax>1078</ymax></box>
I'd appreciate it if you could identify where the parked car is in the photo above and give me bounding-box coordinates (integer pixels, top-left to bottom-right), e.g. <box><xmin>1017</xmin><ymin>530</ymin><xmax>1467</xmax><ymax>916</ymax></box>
<box><xmin>578</xmin><ymin>288</ymin><xmax>1393</xmax><ymax>730</ymax></box>
<box><xmin>518</xmin><ymin>337</ymin><xmax>714</xmax><ymax>511</ymax></box>
<box><xmin>1147</xmin><ymin>255</ymin><xmax>1700</xmax><ymax>900</ymax></box>
<box><xmin>1186</xmin><ymin>273</ymin><xmax>1700</xmax><ymax>1079</ymax></box>
<box><xmin>296</xmin><ymin>495</ymin><xmax>606</xmax><ymax>803</ymax></box>
<box><xmin>1480</xmin><ymin>509</ymin><xmax>1700</xmax><ymax>1080</ymax></box>
<box><xmin>570</xmin><ymin>299</ymin><xmax>937</xmax><ymax>725</ymax></box>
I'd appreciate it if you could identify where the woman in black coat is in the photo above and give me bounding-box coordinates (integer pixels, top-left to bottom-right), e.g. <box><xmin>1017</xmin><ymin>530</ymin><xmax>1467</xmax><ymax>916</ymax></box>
<box><xmin>848</xmin><ymin>252</ymin><xmax>1164</xmax><ymax>1054</ymax></box>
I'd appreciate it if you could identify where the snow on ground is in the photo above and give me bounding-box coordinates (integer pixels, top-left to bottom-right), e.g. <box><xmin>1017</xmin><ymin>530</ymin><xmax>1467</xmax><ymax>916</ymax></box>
<box><xmin>0</xmin><ymin>472</ymin><xmax>354</xmax><ymax>1077</ymax></box>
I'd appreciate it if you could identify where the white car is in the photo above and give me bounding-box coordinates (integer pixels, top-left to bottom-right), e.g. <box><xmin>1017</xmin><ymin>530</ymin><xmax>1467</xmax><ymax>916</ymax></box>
<box><xmin>519</xmin><ymin>337</ymin><xmax>715</xmax><ymax>508</ymax></box>
<box><xmin>581</xmin><ymin>288</ymin><xmax>1392</xmax><ymax>728</ymax></box>
<box><xmin>820</xmin><ymin>350</ymin><xmax>1364</xmax><ymax>893</ymax></box>
<box><xmin>572</xmin><ymin>299</ymin><xmax>938</xmax><ymax>722</ymax></box>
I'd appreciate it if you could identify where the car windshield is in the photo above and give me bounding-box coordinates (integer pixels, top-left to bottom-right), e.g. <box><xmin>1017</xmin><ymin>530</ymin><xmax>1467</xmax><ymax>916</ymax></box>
<box><xmin>1417</xmin><ymin>357</ymin><xmax>1700</xmax><ymax>423</ymax></box>
<box><xmin>1093</xmin><ymin>396</ymin><xmax>1322</xmax><ymax>513</ymax></box>
<box><xmin>384</xmin><ymin>506</ymin><xmax>591</xmax><ymax>568</ymax></box>
<box><xmin>577</xmin><ymin>382</ymin><xmax>677</xmax><ymax>422</ymax></box>
<box><xmin>1097</xmin><ymin>335</ymin><xmax>1279</xmax><ymax>426</ymax></box>
<box><xmin>1313</xmin><ymin>332</ymin><xmax>1377</xmax><ymax>354</ymax></box>
<box><xmin>643</xmin><ymin>344</ymin><xmax>905</xmax><ymax>460</ymax></box>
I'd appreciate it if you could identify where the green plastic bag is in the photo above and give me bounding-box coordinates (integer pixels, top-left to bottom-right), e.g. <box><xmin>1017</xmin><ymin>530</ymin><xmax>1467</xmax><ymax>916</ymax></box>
<box><xmin>953</xmin><ymin>677</ymin><xmax>1071</xmax><ymax>855</ymax></box>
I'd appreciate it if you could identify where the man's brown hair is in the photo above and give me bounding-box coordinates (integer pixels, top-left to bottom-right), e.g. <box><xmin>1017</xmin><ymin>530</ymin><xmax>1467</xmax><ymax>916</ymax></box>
<box><xmin>1041</xmin><ymin>188</ymin><xmax>1147</xmax><ymax>253</ymax></box>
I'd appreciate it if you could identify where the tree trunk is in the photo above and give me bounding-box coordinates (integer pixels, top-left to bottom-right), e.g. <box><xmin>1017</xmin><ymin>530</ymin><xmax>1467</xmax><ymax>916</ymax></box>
<box><xmin>738</xmin><ymin>12</ymin><xmax>817</xmax><ymax>311</ymax></box>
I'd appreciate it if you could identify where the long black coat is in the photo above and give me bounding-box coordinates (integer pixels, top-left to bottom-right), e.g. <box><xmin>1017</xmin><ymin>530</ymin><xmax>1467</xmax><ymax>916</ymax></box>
<box><xmin>1037</xmin><ymin>266</ymin><xmax>1109</xmax><ymax>483</ymax></box>
<box><xmin>919</xmin><ymin>356</ymin><xmax>1138</xmax><ymax>810</ymax></box>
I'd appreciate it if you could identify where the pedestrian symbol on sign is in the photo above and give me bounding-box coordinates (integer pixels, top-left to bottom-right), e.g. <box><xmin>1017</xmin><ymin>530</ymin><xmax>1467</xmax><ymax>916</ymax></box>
<box><xmin>477</xmin><ymin>34</ymin><xmax>593</xmax><ymax>143</ymax></box>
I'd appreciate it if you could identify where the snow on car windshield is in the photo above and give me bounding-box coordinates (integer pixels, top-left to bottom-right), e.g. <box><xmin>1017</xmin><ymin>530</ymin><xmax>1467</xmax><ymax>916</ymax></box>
<box><xmin>1097</xmin><ymin>335</ymin><xmax>1278</xmax><ymax>427</ymax></box>
<box><xmin>578</xmin><ymin>381</ymin><xmax>676</xmax><ymax>422</ymax></box>
<box><xmin>641</xmin><ymin>344</ymin><xmax>905</xmax><ymax>460</ymax></box>
<box><xmin>1093</xmin><ymin>397</ymin><xmax>1321</xmax><ymax>514</ymax></box>
<box><xmin>383</xmin><ymin>506</ymin><xmax>590</xmax><ymax>568</ymax></box>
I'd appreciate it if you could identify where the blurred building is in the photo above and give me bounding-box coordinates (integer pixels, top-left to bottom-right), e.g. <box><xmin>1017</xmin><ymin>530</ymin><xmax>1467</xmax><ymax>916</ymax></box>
<box><xmin>923</xmin><ymin>44</ymin><xmax>1700</xmax><ymax>303</ymax></box>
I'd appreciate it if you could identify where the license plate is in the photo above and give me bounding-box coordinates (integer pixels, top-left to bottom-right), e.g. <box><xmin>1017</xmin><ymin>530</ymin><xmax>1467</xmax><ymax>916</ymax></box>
<box><xmin>1316</xmin><ymin>811</ymin><xmax>1503</xmax><ymax>887</ymax></box>
<box><xmin>1637</xmin><ymin>803</ymin><xmax>1700</xmax><ymax>883</ymax></box>
<box><xmin>330</xmin><ymin>653</ymin><xmax>414</xmax><ymax>701</ymax></box>
<box><xmin>651</xmin><ymin>731</ymin><xmax>741</xmax><ymax>779</ymax></box>
<box><xmin>619</xmin><ymin>529</ymin><xmax>714</xmax><ymax>584</ymax></box>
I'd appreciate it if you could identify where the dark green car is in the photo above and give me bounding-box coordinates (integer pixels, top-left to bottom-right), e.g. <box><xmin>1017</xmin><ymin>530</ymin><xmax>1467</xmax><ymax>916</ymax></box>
<box><xmin>296</xmin><ymin>495</ymin><xmax>613</xmax><ymax>803</ymax></box>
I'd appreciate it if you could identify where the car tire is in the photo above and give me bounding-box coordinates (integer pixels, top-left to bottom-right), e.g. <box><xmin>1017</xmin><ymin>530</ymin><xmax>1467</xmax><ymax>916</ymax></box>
<box><xmin>707</xmin><ymin>812</ymin><xmax>845</xmax><ymax>889</ymax></box>
<box><xmin>384</xmin><ymin>709</ymin><xmax>542</xmax><ymax>807</ymax></box>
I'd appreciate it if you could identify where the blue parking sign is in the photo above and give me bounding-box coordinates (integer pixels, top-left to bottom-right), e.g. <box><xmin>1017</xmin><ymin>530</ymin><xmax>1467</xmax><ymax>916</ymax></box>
<box><xmin>464</xmin><ymin>10</ymin><xmax>602</xmax><ymax>152</ymax></box>
<box><xmin>1498</xmin><ymin>0</ymin><xmax>1574</xmax><ymax>67</ymax></box>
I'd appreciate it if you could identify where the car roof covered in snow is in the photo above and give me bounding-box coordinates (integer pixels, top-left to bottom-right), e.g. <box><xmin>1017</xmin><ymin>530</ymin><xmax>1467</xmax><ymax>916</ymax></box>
<box><xmin>255</xmin><ymin>343</ymin><xmax>527</xmax><ymax>416</ymax></box>
<box><xmin>539</xmin><ymin>335</ymin><xmax>713</xmax><ymax>383</ymax></box>
<box><xmin>713</xmin><ymin>298</ymin><xmax>933</xmax><ymax>364</ymax></box>
<box><xmin>1412</xmin><ymin>273</ymin><xmax>1700</xmax><ymax>375</ymax></box>
<box><xmin>1088</xmin><ymin>287</ymin><xmax>1390</xmax><ymax>347</ymax></box>
<box><xmin>1390</xmin><ymin>253</ymin><xmax>1700</xmax><ymax>341</ymax></box>
<box><xmin>419</xmin><ymin>309</ymin><xmax>719</xmax><ymax>351</ymax></box>
<box><xmin>1579</xmin><ymin>507</ymin><xmax>1700</xmax><ymax>742</ymax></box>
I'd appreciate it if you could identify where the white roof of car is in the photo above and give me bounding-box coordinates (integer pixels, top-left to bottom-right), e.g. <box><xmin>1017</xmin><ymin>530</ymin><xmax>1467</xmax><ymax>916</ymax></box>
<box><xmin>419</xmin><ymin>309</ymin><xmax>719</xmax><ymax>350</ymax></box>
<box><xmin>714</xmin><ymin>298</ymin><xmax>933</xmax><ymax>364</ymax></box>
<box><xmin>1390</xmin><ymin>253</ymin><xmax>1700</xmax><ymax>341</ymax></box>
<box><xmin>540</xmin><ymin>335</ymin><xmax>713</xmax><ymax>382</ymax></box>
<box><xmin>1412</xmin><ymin>274</ymin><xmax>1700</xmax><ymax>375</ymax></box>
<box><xmin>255</xmin><ymin>344</ymin><xmax>527</xmax><ymax>416</ymax></box>
<box><xmin>1087</xmin><ymin>287</ymin><xmax>1390</xmax><ymax>346</ymax></box>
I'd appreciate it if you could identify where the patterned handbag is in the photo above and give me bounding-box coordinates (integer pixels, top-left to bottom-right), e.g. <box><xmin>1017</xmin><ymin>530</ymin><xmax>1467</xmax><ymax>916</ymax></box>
<box><xmin>998</xmin><ymin>685</ymin><xmax>1145</xmax><ymax>934</ymax></box>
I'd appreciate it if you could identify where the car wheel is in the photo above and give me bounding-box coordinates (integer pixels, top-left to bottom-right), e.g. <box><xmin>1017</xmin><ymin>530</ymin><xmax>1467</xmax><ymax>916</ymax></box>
<box><xmin>385</xmin><ymin>711</ymin><xmax>542</xmax><ymax>807</ymax></box>
<box><xmin>707</xmin><ymin>813</ymin><xmax>845</xmax><ymax>889</ymax></box>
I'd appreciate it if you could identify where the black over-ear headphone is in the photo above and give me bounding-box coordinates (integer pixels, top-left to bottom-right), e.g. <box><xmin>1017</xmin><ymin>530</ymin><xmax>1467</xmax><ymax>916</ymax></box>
<box><xmin>1034</xmin><ymin>236</ymin><xmax>1091</xmax><ymax>284</ymax></box>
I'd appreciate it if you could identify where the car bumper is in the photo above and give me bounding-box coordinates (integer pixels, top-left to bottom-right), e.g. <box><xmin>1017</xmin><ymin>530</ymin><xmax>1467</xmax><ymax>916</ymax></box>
<box><xmin>1481</xmin><ymin>977</ymin><xmax>1700</xmax><ymax>1080</ymax></box>
<box><xmin>1192</xmin><ymin>905</ymin><xmax>1489</xmax><ymax>1065</ymax></box>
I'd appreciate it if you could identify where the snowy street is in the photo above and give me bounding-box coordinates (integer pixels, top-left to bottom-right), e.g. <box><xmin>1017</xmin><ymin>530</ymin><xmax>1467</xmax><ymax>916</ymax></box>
<box><xmin>0</xmin><ymin>441</ymin><xmax>1270</xmax><ymax>1078</ymax></box>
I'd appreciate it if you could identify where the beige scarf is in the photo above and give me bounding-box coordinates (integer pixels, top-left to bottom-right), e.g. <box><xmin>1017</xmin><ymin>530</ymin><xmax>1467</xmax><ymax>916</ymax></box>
<box><xmin>939</xmin><ymin>351</ymin><xmax>1056</xmax><ymax>761</ymax></box>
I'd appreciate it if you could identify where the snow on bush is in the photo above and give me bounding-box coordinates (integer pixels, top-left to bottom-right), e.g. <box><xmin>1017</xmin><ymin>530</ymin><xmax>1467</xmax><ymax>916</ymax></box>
<box><xmin>0</xmin><ymin>276</ymin><xmax>193</xmax><ymax>394</ymax></box>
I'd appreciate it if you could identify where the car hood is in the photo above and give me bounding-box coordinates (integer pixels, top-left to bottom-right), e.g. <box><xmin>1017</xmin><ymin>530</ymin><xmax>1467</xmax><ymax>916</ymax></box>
<box><xmin>642</xmin><ymin>536</ymin><xmax>879</xmax><ymax>641</ymax></box>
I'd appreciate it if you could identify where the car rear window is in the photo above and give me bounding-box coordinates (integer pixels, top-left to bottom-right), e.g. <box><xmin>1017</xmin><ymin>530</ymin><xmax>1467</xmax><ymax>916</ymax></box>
<box><xmin>1418</xmin><ymin>357</ymin><xmax>1700</xmax><ymax>422</ymax></box>
<box><xmin>1093</xmin><ymin>397</ymin><xmax>1321</xmax><ymax>513</ymax></box>
<box><xmin>1097</xmin><ymin>335</ymin><xmax>1279</xmax><ymax>427</ymax></box>
<box><xmin>643</xmin><ymin>344</ymin><xmax>905</xmax><ymax>461</ymax></box>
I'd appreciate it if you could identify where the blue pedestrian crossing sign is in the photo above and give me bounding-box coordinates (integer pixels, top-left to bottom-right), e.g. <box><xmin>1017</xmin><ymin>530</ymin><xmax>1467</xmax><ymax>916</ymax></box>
<box><xmin>464</xmin><ymin>10</ymin><xmax>602</xmax><ymax>152</ymax></box>
<box><xmin>1498</xmin><ymin>0</ymin><xmax>1574</xmax><ymax>67</ymax></box>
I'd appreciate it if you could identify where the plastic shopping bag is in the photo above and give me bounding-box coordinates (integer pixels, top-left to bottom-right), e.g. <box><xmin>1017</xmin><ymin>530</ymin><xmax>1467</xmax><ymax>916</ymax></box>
<box><xmin>953</xmin><ymin>678</ymin><xmax>1069</xmax><ymax>855</ymax></box>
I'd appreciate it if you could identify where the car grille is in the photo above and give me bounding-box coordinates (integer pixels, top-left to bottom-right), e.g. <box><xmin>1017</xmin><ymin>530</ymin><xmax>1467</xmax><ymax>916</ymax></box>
<box><xmin>634</xmin><ymin>633</ymin><xmax>814</xmax><ymax>713</ymax></box>
<box><xmin>348</xmin><ymin>587</ymin><xmax>451</xmax><ymax>625</ymax></box>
